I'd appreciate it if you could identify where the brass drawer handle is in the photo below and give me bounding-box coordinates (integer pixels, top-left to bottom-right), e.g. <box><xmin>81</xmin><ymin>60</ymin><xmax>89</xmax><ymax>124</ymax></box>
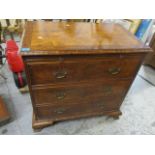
<box><xmin>54</xmin><ymin>108</ymin><xmax>66</xmax><ymax>114</ymax></box>
<box><xmin>108</xmin><ymin>67</ymin><xmax>121</xmax><ymax>75</ymax></box>
<box><xmin>55</xmin><ymin>70</ymin><xmax>67</xmax><ymax>79</ymax></box>
<box><xmin>56</xmin><ymin>92</ymin><xmax>66</xmax><ymax>100</ymax></box>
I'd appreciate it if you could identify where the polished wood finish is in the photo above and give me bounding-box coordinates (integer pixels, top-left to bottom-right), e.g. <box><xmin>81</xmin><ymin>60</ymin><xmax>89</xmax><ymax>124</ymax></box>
<box><xmin>21</xmin><ymin>21</ymin><xmax>151</xmax><ymax>55</ymax></box>
<box><xmin>21</xmin><ymin>21</ymin><xmax>151</xmax><ymax>130</ymax></box>
<box><xmin>0</xmin><ymin>96</ymin><xmax>10</xmax><ymax>126</ymax></box>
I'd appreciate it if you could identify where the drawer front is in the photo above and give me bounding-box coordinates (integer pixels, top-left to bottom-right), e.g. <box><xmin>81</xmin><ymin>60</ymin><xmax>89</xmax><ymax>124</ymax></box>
<box><xmin>26</xmin><ymin>54</ymin><xmax>143</xmax><ymax>85</ymax></box>
<box><xmin>32</xmin><ymin>80</ymin><xmax>130</xmax><ymax>107</ymax></box>
<box><xmin>35</xmin><ymin>97</ymin><xmax>120</xmax><ymax>120</ymax></box>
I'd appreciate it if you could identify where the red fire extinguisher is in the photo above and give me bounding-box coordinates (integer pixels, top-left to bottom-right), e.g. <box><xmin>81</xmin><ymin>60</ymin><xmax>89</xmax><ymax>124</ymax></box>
<box><xmin>5</xmin><ymin>40</ymin><xmax>27</xmax><ymax>88</ymax></box>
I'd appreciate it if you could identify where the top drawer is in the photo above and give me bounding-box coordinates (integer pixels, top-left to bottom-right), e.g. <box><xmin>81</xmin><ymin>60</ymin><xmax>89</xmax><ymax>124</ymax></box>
<box><xmin>25</xmin><ymin>54</ymin><xmax>143</xmax><ymax>85</ymax></box>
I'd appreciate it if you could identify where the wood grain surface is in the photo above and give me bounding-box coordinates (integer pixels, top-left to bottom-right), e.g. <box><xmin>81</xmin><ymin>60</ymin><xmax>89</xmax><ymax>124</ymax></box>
<box><xmin>21</xmin><ymin>21</ymin><xmax>151</xmax><ymax>56</ymax></box>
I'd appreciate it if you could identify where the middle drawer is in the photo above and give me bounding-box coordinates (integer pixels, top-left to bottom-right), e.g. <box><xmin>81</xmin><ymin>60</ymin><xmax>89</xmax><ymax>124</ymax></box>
<box><xmin>32</xmin><ymin>80</ymin><xmax>131</xmax><ymax>107</ymax></box>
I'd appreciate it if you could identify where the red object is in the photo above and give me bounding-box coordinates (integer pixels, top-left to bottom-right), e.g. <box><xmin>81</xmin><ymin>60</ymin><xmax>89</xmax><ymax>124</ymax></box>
<box><xmin>6</xmin><ymin>40</ymin><xmax>24</xmax><ymax>73</ymax></box>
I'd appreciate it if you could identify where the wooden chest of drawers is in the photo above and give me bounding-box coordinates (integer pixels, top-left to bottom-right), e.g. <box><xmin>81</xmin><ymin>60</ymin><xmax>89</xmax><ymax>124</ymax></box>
<box><xmin>21</xmin><ymin>21</ymin><xmax>151</xmax><ymax>130</ymax></box>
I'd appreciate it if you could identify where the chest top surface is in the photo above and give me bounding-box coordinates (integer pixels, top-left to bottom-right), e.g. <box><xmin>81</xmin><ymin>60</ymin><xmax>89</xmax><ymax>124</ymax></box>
<box><xmin>21</xmin><ymin>21</ymin><xmax>151</xmax><ymax>56</ymax></box>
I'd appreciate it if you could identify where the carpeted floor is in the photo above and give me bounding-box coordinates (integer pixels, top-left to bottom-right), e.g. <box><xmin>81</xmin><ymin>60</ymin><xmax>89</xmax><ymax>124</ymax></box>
<box><xmin>0</xmin><ymin>63</ymin><xmax>155</xmax><ymax>135</ymax></box>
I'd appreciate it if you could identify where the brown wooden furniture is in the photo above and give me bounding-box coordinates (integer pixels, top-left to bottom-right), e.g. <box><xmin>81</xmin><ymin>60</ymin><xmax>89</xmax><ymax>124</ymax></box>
<box><xmin>21</xmin><ymin>21</ymin><xmax>151</xmax><ymax>130</ymax></box>
<box><xmin>0</xmin><ymin>96</ymin><xmax>10</xmax><ymax>126</ymax></box>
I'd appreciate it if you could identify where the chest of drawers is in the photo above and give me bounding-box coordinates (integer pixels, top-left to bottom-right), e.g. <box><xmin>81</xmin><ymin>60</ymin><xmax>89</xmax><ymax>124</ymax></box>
<box><xmin>21</xmin><ymin>21</ymin><xmax>151</xmax><ymax>130</ymax></box>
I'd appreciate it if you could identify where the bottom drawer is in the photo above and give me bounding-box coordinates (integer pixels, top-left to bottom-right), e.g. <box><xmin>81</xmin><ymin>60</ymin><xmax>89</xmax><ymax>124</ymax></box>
<box><xmin>35</xmin><ymin>96</ymin><xmax>122</xmax><ymax>120</ymax></box>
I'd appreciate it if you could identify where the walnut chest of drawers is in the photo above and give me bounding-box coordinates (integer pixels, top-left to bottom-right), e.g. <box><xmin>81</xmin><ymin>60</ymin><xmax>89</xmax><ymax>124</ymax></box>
<box><xmin>21</xmin><ymin>21</ymin><xmax>151</xmax><ymax>130</ymax></box>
